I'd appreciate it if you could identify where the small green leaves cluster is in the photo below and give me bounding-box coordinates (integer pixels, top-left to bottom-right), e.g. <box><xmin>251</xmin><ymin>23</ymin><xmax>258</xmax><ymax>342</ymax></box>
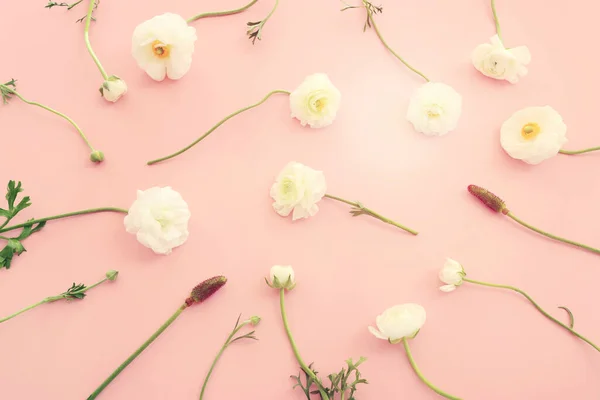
<box><xmin>59</xmin><ymin>283</ymin><xmax>88</xmax><ymax>300</ymax></box>
<box><xmin>45</xmin><ymin>0</ymin><xmax>98</xmax><ymax>23</ymax></box>
<box><xmin>341</xmin><ymin>1</ymin><xmax>383</xmax><ymax>31</ymax></box>
<box><xmin>1</xmin><ymin>79</ymin><xmax>17</xmax><ymax>104</ymax></box>
<box><xmin>292</xmin><ymin>357</ymin><xmax>368</xmax><ymax>400</ymax></box>
<box><xmin>0</xmin><ymin>181</ymin><xmax>46</xmax><ymax>270</ymax></box>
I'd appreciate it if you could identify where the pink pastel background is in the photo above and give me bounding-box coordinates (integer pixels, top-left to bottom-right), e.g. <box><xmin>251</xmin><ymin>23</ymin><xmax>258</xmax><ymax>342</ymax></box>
<box><xmin>1</xmin><ymin>0</ymin><xmax>599</xmax><ymax>399</ymax></box>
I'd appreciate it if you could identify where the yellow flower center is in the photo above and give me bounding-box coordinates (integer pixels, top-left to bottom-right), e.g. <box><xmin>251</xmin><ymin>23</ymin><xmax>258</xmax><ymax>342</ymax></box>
<box><xmin>152</xmin><ymin>40</ymin><xmax>171</xmax><ymax>59</ymax></box>
<box><xmin>521</xmin><ymin>122</ymin><xmax>540</xmax><ymax>141</ymax></box>
<box><xmin>314</xmin><ymin>98</ymin><xmax>326</xmax><ymax>112</ymax></box>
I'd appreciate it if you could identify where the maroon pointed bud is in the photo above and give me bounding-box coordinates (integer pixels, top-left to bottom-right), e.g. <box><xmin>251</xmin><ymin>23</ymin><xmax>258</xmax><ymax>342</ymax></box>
<box><xmin>468</xmin><ymin>185</ymin><xmax>509</xmax><ymax>214</ymax></box>
<box><xmin>185</xmin><ymin>276</ymin><xmax>227</xmax><ymax>307</ymax></box>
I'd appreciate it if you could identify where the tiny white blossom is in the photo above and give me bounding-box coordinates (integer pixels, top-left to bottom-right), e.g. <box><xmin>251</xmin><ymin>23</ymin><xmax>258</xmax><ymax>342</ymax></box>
<box><xmin>472</xmin><ymin>35</ymin><xmax>531</xmax><ymax>84</ymax></box>
<box><xmin>124</xmin><ymin>186</ymin><xmax>191</xmax><ymax>255</ymax></box>
<box><xmin>406</xmin><ymin>82</ymin><xmax>462</xmax><ymax>136</ymax></box>
<box><xmin>100</xmin><ymin>76</ymin><xmax>128</xmax><ymax>103</ymax></box>
<box><xmin>270</xmin><ymin>162</ymin><xmax>327</xmax><ymax>221</ymax></box>
<box><xmin>267</xmin><ymin>265</ymin><xmax>296</xmax><ymax>290</ymax></box>
<box><xmin>500</xmin><ymin>106</ymin><xmax>567</xmax><ymax>165</ymax></box>
<box><xmin>132</xmin><ymin>13</ymin><xmax>197</xmax><ymax>81</ymax></box>
<box><xmin>368</xmin><ymin>304</ymin><xmax>426</xmax><ymax>344</ymax></box>
<box><xmin>289</xmin><ymin>73</ymin><xmax>341</xmax><ymax>128</ymax></box>
<box><xmin>439</xmin><ymin>258</ymin><xmax>466</xmax><ymax>292</ymax></box>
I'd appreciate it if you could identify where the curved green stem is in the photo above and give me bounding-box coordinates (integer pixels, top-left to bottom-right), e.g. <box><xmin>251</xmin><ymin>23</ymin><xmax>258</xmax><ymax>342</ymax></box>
<box><xmin>259</xmin><ymin>0</ymin><xmax>280</xmax><ymax>28</ymax></box>
<box><xmin>364</xmin><ymin>3</ymin><xmax>430</xmax><ymax>82</ymax></box>
<box><xmin>402</xmin><ymin>338</ymin><xmax>462</xmax><ymax>399</ymax></box>
<box><xmin>0</xmin><ymin>299</ymin><xmax>48</xmax><ymax>323</ymax></box>
<box><xmin>0</xmin><ymin>207</ymin><xmax>128</xmax><ymax>234</ymax></box>
<box><xmin>5</xmin><ymin>88</ymin><xmax>97</xmax><ymax>152</ymax></box>
<box><xmin>187</xmin><ymin>0</ymin><xmax>258</xmax><ymax>23</ymax></box>
<box><xmin>507</xmin><ymin>212</ymin><xmax>600</xmax><ymax>255</ymax></box>
<box><xmin>84</xmin><ymin>0</ymin><xmax>108</xmax><ymax>80</ymax></box>
<box><xmin>200</xmin><ymin>319</ymin><xmax>250</xmax><ymax>399</ymax></box>
<box><xmin>324</xmin><ymin>194</ymin><xmax>418</xmax><ymax>235</ymax></box>
<box><xmin>463</xmin><ymin>278</ymin><xmax>600</xmax><ymax>352</ymax></box>
<box><xmin>491</xmin><ymin>0</ymin><xmax>503</xmax><ymax>45</ymax></box>
<box><xmin>87</xmin><ymin>304</ymin><xmax>188</xmax><ymax>400</ymax></box>
<box><xmin>147</xmin><ymin>90</ymin><xmax>290</xmax><ymax>165</ymax></box>
<box><xmin>559</xmin><ymin>147</ymin><xmax>600</xmax><ymax>155</ymax></box>
<box><xmin>279</xmin><ymin>289</ymin><xmax>330</xmax><ymax>400</ymax></box>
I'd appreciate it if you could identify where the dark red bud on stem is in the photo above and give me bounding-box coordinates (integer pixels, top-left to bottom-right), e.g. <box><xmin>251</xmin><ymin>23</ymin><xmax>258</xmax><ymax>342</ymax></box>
<box><xmin>185</xmin><ymin>276</ymin><xmax>227</xmax><ymax>307</ymax></box>
<box><xmin>468</xmin><ymin>185</ymin><xmax>509</xmax><ymax>214</ymax></box>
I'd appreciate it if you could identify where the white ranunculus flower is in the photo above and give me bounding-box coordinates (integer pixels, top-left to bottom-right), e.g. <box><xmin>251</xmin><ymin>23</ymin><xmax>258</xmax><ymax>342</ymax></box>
<box><xmin>406</xmin><ymin>82</ymin><xmax>462</xmax><ymax>136</ymax></box>
<box><xmin>472</xmin><ymin>35</ymin><xmax>531</xmax><ymax>84</ymax></box>
<box><xmin>289</xmin><ymin>73</ymin><xmax>341</xmax><ymax>128</ymax></box>
<box><xmin>100</xmin><ymin>76</ymin><xmax>128</xmax><ymax>103</ymax></box>
<box><xmin>369</xmin><ymin>304</ymin><xmax>426</xmax><ymax>344</ymax></box>
<box><xmin>268</xmin><ymin>265</ymin><xmax>296</xmax><ymax>290</ymax></box>
<box><xmin>439</xmin><ymin>258</ymin><xmax>465</xmax><ymax>292</ymax></box>
<box><xmin>500</xmin><ymin>106</ymin><xmax>568</xmax><ymax>165</ymax></box>
<box><xmin>270</xmin><ymin>162</ymin><xmax>327</xmax><ymax>221</ymax></box>
<box><xmin>124</xmin><ymin>186</ymin><xmax>191</xmax><ymax>255</ymax></box>
<box><xmin>132</xmin><ymin>13</ymin><xmax>197</xmax><ymax>81</ymax></box>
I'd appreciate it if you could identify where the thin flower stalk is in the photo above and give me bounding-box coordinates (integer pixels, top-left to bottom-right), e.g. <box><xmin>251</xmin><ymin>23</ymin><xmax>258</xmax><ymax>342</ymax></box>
<box><xmin>0</xmin><ymin>270</ymin><xmax>118</xmax><ymax>323</ymax></box>
<box><xmin>87</xmin><ymin>276</ymin><xmax>227</xmax><ymax>400</ymax></box>
<box><xmin>84</xmin><ymin>0</ymin><xmax>108</xmax><ymax>80</ymax></box>
<box><xmin>247</xmin><ymin>0</ymin><xmax>280</xmax><ymax>43</ymax></box>
<box><xmin>187</xmin><ymin>0</ymin><xmax>258</xmax><ymax>23</ymax></box>
<box><xmin>559</xmin><ymin>147</ymin><xmax>600</xmax><ymax>155</ymax></box>
<box><xmin>147</xmin><ymin>90</ymin><xmax>290</xmax><ymax>165</ymax></box>
<box><xmin>491</xmin><ymin>0</ymin><xmax>503</xmax><ymax>45</ymax></box>
<box><xmin>462</xmin><ymin>277</ymin><xmax>600</xmax><ymax>352</ymax></box>
<box><xmin>199</xmin><ymin>314</ymin><xmax>260</xmax><ymax>399</ymax></box>
<box><xmin>324</xmin><ymin>194</ymin><xmax>418</xmax><ymax>235</ymax></box>
<box><xmin>0</xmin><ymin>79</ymin><xmax>103</xmax><ymax>162</ymax></box>
<box><xmin>468</xmin><ymin>185</ymin><xmax>600</xmax><ymax>256</ymax></box>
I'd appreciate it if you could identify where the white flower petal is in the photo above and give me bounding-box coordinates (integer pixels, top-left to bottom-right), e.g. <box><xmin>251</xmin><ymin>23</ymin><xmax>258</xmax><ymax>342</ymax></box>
<box><xmin>439</xmin><ymin>284</ymin><xmax>457</xmax><ymax>292</ymax></box>
<box><xmin>368</xmin><ymin>326</ymin><xmax>388</xmax><ymax>340</ymax></box>
<box><xmin>406</xmin><ymin>82</ymin><xmax>462</xmax><ymax>136</ymax></box>
<box><xmin>290</xmin><ymin>73</ymin><xmax>341</xmax><ymax>128</ymax></box>
<box><xmin>472</xmin><ymin>35</ymin><xmax>531</xmax><ymax>83</ymax></box>
<box><xmin>370</xmin><ymin>304</ymin><xmax>426</xmax><ymax>342</ymax></box>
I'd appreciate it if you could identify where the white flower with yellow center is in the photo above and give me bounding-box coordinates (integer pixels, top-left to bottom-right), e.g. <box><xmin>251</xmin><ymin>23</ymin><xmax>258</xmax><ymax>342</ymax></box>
<box><xmin>406</xmin><ymin>82</ymin><xmax>462</xmax><ymax>136</ymax></box>
<box><xmin>472</xmin><ymin>35</ymin><xmax>531</xmax><ymax>84</ymax></box>
<box><xmin>270</xmin><ymin>162</ymin><xmax>327</xmax><ymax>220</ymax></box>
<box><xmin>124</xmin><ymin>186</ymin><xmax>191</xmax><ymax>255</ymax></box>
<box><xmin>289</xmin><ymin>73</ymin><xmax>341</xmax><ymax>128</ymax></box>
<box><xmin>132</xmin><ymin>13</ymin><xmax>197</xmax><ymax>81</ymax></box>
<box><xmin>500</xmin><ymin>106</ymin><xmax>567</xmax><ymax>164</ymax></box>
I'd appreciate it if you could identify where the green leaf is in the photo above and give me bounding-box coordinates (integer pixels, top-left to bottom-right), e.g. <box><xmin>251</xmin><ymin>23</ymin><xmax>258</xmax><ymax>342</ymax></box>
<box><xmin>16</xmin><ymin>220</ymin><xmax>46</xmax><ymax>240</ymax></box>
<box><xmin>0</xmin><ymin>244</ymin><xmax>16</xmax><ymax>269</ymax></box>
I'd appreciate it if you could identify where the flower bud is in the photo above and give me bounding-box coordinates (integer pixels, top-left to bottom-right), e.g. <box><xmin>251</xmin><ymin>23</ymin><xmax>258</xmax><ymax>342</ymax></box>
<box><xmin>249</xmin><ymin>316</ymin><xmax>261</xmax><ymax>326</ymax></box>
<box><xmin>100</xmin><ymin>76</ymin><xmax>128</xmax><ymax>103</ymax></box>
<box><xmin>468</xmin><ymin>185</ymin><xmax>508</xmax><ymax>214</ymax></box>
<box><xmin>7</xmin><ymin>239</ymin><xmax>25</xmax><ymax>255</ymax></box>
<box><xmin>90</xmin><ymin>150</ymin><xmax>104</xmax><ymax>163</ymax></box>
<box><xmin>266</xmin><ymin>265</ymin><xmax>296</xmax><ymax>290</ymax></box>
<box><xmin>106</xmin><ymin>270</ymin><xmax>119</xmax><ymax>281</ymax></box>
<box><xmin>186</xmin><ymin>276</ymin><xmax>227</xmax><ymax>306</ymax></box>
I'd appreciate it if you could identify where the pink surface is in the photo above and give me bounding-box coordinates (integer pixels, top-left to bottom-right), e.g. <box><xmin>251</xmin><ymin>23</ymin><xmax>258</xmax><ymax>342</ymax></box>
<box><xmin>1</xmin><ymin>0</ymin><xmax>599</xmax><ymax>399</ymax></box>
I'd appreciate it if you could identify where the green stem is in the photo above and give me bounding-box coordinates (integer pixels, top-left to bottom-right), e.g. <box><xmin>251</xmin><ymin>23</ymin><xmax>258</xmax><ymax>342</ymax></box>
<box><xmin>279</xmin><ymin>289</ymin><xmax>330</xmax><ymax>400</ymax></box>
<box><xmin>87</xmin><ymin>304</ymin><xmax>188</xmax><ymax>400</ymax></box>
<box><xmin>68</xmin><ymin>0</ymin><xmax>84</xmax><ymax>10</ymax></box>
<box><xmin>324</xmin><ymin>194</ymin><xmax>418</xmax><ymax>235</ymax></box>
<box><xmin>507</xmin><ymin>212</ymin><xmax>600</xmax><ymax>255</ymax></box>
<box><xmin>463</xmin><ymin>277</ymin><xmax>600</xmax><ymax>352</ymax></box>
<box><xmin>84</xmin><ymin>0</ymin><xmax>108</xmax><ymax>80</ymax></box>
<box><xmin>78</xmin><ymin>278</ymin><xmax>108</xmax><ymax>294</ymax></box>
<box><xmin>200</xmin><ymin>321</ymin><xmax>248</xmax><ymax>399</ymax></box>
<box><xmin>559</xmin><ymin>147</ymin><xmax>600</xmax><ymax>155</ymax></box>
<box><xmin>364</xmin><ymin>2</ymin><xmax>430</xmax><ymax>82</ymax></box>
<box><xmin>187</xmin><ymin>0</ymin><xmax>259</xmax><ymax>23</ymax></box>
<box><xmin>147</xmin><ymin>90</ymin><xmax>290</xmax><ymax>165</ymax></box>
<box><xmin>491</xmin><ymin>0</ymin><xmax>503</xmax><ymax>45</ymax></box>
<box><xmin>402</xmin><ymin>338</ymin><xmax>462</xmax><ymax>399</ymax></box>
<box><xmin>0</xmin><ymin>235</ymin><xmax>9</xmax><ymax>240</ymax></box>
<box><xmin>0</xmin><ymin>207</ymin><xmax>128</xmax><ymax>234</ymax></box>
<box><xmin>259</xmin><ymin>0</ymin><xmax>280</xmax><ymax>28</ymax></box>
<box><xmin>0</xmin><ymin>299</ymin><xmax>48</xmax><ymax>323</ymax></box>
<box><xmin>2</xmin><ymin>87</ymin><xmax>97</xmax><ymax>152</ymax></box>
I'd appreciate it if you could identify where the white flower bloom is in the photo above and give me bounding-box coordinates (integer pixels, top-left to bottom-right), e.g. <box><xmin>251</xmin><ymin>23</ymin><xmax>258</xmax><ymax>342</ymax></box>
<box><xmin>439</xmin><ymin>258</ymin><xmax>465</xmax><ymax>292</ymax></box>
<box><xmin>132</xmin><ymin>13</ymin><xmax>197</xmax><ymax>81</ymax></box>
<box><xmin>100</xmin><ymin>76</ymin><xmax>128</xmax><ymax>103</ymax></box>
<box><xmin>406</xmin><ymin>82</ymin><xmax>462</xmax><ymax>136</ymax></box>
<box><xmin>124</xmin><ymin>186</ymin><xmax>191</xmax><ymax>255</ymax></box>
<box><xmin>472</xmin><ymin>35</ymin><xmax>531</xmax><ymax>84</ymax></box>
<box><xmin>289</xmin><ymin>73</ymin><xmax>341</xmax><ymax>128</ymax></box>
<box><xmin>368</xmin><ymin>304</ymin><xmax>426</xmax><ymax>344</ymax></box>
<box><xmin>500</xmin><ymin>106</ymin><xmax>568</xmax><ymax>165</ymax></box>
<box><xmin>270</xmin><ymin>162</ymin><xmax>327</xmax><ymax>221</ymax></box>
<box><xmin>268</xmin><ymin>265</ymin><xmax>296</xmax><ymax>290</ymax></box>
